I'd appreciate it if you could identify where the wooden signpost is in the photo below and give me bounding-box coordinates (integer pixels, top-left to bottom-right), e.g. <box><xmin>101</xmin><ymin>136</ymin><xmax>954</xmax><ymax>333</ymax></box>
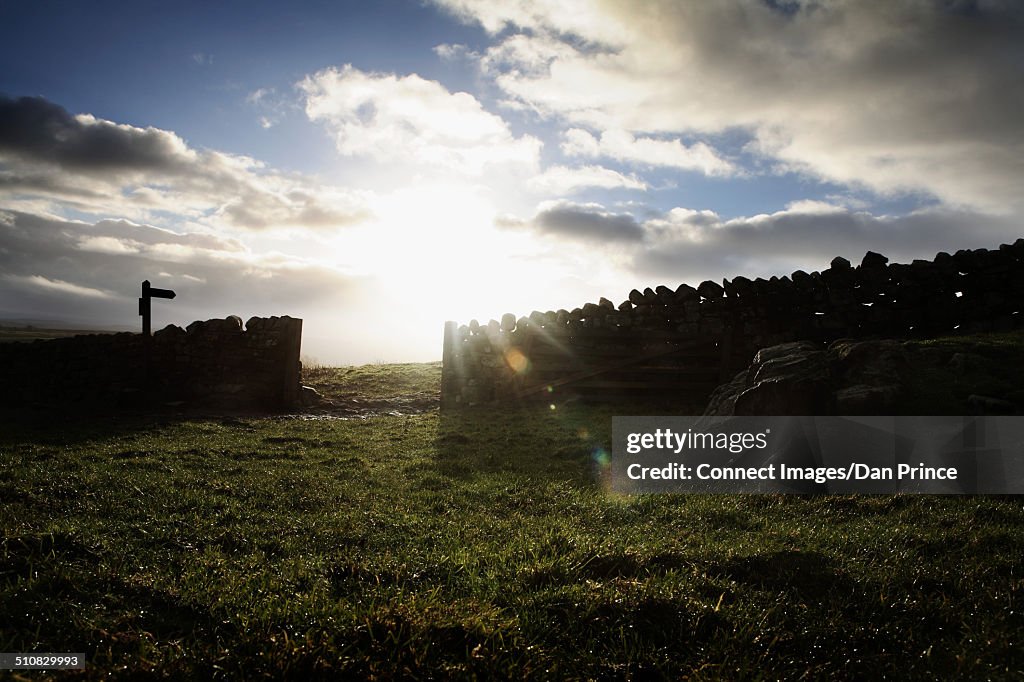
<box><xmin>139</xmin><ymin>280</ymin><xmax>176</xmax><ymax>336</ymax></box>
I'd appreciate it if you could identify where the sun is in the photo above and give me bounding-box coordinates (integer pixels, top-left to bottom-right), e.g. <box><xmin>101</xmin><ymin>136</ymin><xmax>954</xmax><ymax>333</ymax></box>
<box><xmin>330</xmin><ymin>182</ymin><xmax>560</xmax><ymax>324</ymax></box>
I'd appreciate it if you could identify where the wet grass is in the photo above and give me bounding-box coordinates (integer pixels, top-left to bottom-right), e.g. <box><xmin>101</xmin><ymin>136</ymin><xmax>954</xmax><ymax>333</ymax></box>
<box><xmin>2</xmin><ymin>384</ymin><xmax>1023</xmax><ymax>679</ymax></box>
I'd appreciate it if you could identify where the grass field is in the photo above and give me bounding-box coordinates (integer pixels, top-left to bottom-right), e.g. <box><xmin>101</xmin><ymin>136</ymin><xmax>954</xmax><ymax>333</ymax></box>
<box><xmin>2</xmin><ymin>363</ymin><xmax>1023</xmax><ymax>679</ymax></box>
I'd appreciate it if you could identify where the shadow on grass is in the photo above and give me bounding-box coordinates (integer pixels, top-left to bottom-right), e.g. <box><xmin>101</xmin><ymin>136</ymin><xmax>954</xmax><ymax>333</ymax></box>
<box><xmin>1</xmin><ymin>532</ymin><xmax>226</xmax><ymax>667</ymax></box>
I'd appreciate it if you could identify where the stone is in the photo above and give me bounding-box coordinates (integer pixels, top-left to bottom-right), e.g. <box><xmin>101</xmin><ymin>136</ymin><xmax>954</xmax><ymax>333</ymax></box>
<box><xmin>675</xmin><ymin>283</ymin><xmax>699</xmax><ymax>302</ymax></box>
<box><xmin>501</xmin><ymin>313</ymin><xmax>516</xmax><ymax>331</ymax></box>
<box><xmin>697</xmin><ymin>280</ymin><xmax>724</xmax><ymax>299</ymax></box>
<box><xmin>860</xmin><ymin>251</ymin><xmax>888</xmax><ymax>269</ymax></box>
<box><xmin>300</xmin><ymin>385</ymin><xmax>322</xmax><ymax>406</ymax></box>
<box><xmin>628</xmin><ymin>289</ymin><xmax>645</xmax><ymax>305</ymax></box>
<box><xmin>598</xmin><ymin>297</ymin><xmax>615</xmax><ymax>310</ymax></box>
<box><xmin>728</xmin><ymin>276</ymin><xmax>753</xmax><ymax>298</ymax></box>
<box><xmin>967</xmin><ymin>394</ymin><xmax>1016</xmax><ymax>415</ymax></box>
<box><xmin>153</xmin><ymin>324</ymin><xmax>185</xmax><ymax>340</ymax></box>
<box><xmin>830</xmin><ymin>256</ymin><xmax>852</xmax><ymax>270</ymax></box>
<box><xmin>835</xmin><ymin>384</ymin><xmax>900</xmax><ymax>414</ymax></box>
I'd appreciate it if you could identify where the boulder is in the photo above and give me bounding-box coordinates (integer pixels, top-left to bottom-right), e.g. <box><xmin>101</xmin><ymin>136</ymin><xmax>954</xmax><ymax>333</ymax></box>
<box><xmin>705</xmin><ymin>340</ymin><xmax>908</xmax><ymax>416</ymax></box>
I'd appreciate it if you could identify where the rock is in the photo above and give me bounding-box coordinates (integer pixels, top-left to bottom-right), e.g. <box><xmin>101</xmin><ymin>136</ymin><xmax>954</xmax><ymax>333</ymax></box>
<box><xmin>835</xmin><ymin>384</ymin><xmax>900</xmax><ymax>413</ymax></box>
<box><xmin>500</xmin><ymin>313</ymin><xmax>516</xmax><ymax>332</ymax></box>
<box><xmin>697</xmin><ymin>280</ymin><xmax>724</xmax><ymax>300</ymax></box>
<box><xmin>675</xmin><ymin>283</ymin><xmax>699</xmax><ymax>302</ymax></box>
<box><xmin>185</xmin><ymin>320</ymin><xmax>210</xmax><ymax>334</ymax></box>
<box><xmin>628</xmin><ymin>289</ymin><xmax>645</xmax><ymax>305</ymax></box>
<box><xmin>655</xmin><ymin>285</ymin><xmax>675</xmax><ymax>303</ymax></box>
<box><xmin>860</xmin><ymin>251</ymin><xmax>888</xmax><ymax>269</ymax></box>
<box><xmin>830</xmin><ymin>256</ymin><xmax>852</xmax><ymax>270</ymax></box>
<box><xmin>300</xmin><ymin>385</ymin><xmax>322</xmax><ymax>407</ymax></box>
<box><xmin>967</xmin><ymin>394</ymin><xmax>1016</xmax><ymax>415</ymax></box>
<box><xmin>727</xmin><ymin>276</ymin><xmax>753</xmax><ymax>298</ymax></box>
<box><xmin>153</xmin><ymin>324</ymin><xmax>185</xmax><ymax>340</ymax></box>
<box><xmin>705</xmin><ymin>339</ymin><xmax>911</xmax><ymax>416</ymax></box>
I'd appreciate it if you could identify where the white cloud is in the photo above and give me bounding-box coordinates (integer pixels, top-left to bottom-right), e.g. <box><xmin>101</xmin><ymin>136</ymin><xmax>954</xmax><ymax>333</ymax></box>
<box><xmin>438</xmin><ymin>0</ymin><xmax>1024</xmax><ymax>213</ymax></box>
<box><xmin>433</xmin><ymin>43</ymin><xmax>478</xmax><ymax>61</ymax></box>
<box><xmin>562</xmin><ymin>128</ymin><xmax>736</xmax><ymax>176</ymax></box>
<box><xmin>5</xmin><ymin>274</ymin><xmax>112</xmax><ymax>299</ymax></box>
<box><xmin>527</xmin><ymin>164</ymin><xmax>646</xmax><ymax>193</ymax></box>
<box><xmin>299</xmin><ymin>64</ymin><xmax>542</xmax><ymax>175</ymax></box>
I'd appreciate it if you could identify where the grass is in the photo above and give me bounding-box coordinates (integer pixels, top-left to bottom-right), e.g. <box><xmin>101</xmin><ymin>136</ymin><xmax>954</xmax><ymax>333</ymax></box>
<box><xmin>901</xmin><ymin>329</ymin><xmax>1024</xmax><ymax>413</ymax></box>
<box><xmin>0</xmin><ymin>326</ymin><xmax>119</xmax><ymax>342</ymax></box>
<box><xmin>302</xmin><ymin>361</ymin><xmax>441</xmax><ymax>403</ymax></box>
<box><xmin>1</xmin><ymin>362</ymin><xmax>1023</xmax><ymax>679</ymax></box>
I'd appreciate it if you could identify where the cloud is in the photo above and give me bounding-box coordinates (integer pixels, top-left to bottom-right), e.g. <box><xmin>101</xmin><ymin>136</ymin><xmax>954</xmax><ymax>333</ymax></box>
<box><xmin>438</xmin><ymin>0</ymin><xmax>1024</xmax><ymax>213</ymax></box>
<box><xmin>493</xmin><ymin>197</ymin><xmax>1024</xmax><ymax>285</ymax></box>
<box><xmin>527</xmin><ymin>164</ymin><xmax>646</xmax><ymax>193</ymax></box>
<box><xmin>0</xmin><ymin>95</ymin><xmax>371</xmax><ymax>231</ymax></box>
<box><xmin>499</xmin><ymin>200</ymin><xmax>644</xmax><ymax>242</ymax></box>
<box><xmin>245</xmin><ymin>87</ymin><xmax>293</xmax><ymax>130</ymax></box>
<box><xmin>561</xmin><ymin>128</ymin><xmax>736</xmax><ymax>176</ymax></box>
<box><xmin>4</xmin><ymin>274</ymin><xmax>113</xmax><ymax>299</ymax></box>
<box><xmin>299</xmin><ymin>64</ymin><xmax>542</xmax><ymax>174</ymax></box>
<box><xmin>0</xmin><ymin>95</ymin><xmax>195</xmax><ymax>172</ymax></box>
<box><xmin>636</xmin><ymin>204</ymin><xmax>1024</xmax><ymax>281</ymax></box>
<box><xmin>0</xmin><ymin>209</ymin><xmax>359</xmax><ymax>324</ymax></box>
<box><xmin>433</xmin><ymin>43</ymin><xmax>479</xmax><ymax>61</ymax></box>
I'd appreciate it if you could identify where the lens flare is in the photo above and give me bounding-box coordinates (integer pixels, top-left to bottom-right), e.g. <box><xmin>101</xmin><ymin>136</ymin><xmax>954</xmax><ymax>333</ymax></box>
<box><xmin>503</xmin><ymin>347</ymin><xmax>531</xmax><ymax>375</ymax></box>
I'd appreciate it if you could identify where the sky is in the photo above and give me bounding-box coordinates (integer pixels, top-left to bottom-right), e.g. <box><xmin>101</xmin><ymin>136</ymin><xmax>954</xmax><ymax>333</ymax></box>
<box><xmin>1</xmin><ymin>0</ymin><xmax>1022</xmax><ymax>364</ymax></box>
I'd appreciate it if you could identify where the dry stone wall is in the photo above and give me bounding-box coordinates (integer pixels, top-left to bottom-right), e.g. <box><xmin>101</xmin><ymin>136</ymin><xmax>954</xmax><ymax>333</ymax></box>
<box><xmin>0</xmin><ymin>315</ymin><xmax>303</xmax><ymax>409</ymax></box>
<box><xmin>441</xmin><ymin>241</ymin><xmax>1024</xmax><ymax>407</ymax></box>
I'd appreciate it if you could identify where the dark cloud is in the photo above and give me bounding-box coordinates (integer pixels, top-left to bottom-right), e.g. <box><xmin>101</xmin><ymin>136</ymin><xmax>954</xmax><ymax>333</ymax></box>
<box><xmin>634</xmin><ymin>206</ymin><xmax>1024</xmax><ymax>282</ymax></box>
<box><xmin>504</xmin><ymin>201</ymin><xmax>645</xmax><ymax>242</ymax></box>
<box><xmin>0</xmin><ymin>95</ymin><xmax>371</xmax><ymax>231</ymax></box>
<box><xmin>0</xmin><ymin>95</ymin><xmax>193</xmax><ymax>172</ymax></box>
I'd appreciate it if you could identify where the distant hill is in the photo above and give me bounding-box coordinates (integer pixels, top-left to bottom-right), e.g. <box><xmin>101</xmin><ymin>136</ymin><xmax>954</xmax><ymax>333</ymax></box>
<box><xmin>0</xmin><ymin>319</ymin><xmax>134</xmax><ymax>342</ymax></box>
